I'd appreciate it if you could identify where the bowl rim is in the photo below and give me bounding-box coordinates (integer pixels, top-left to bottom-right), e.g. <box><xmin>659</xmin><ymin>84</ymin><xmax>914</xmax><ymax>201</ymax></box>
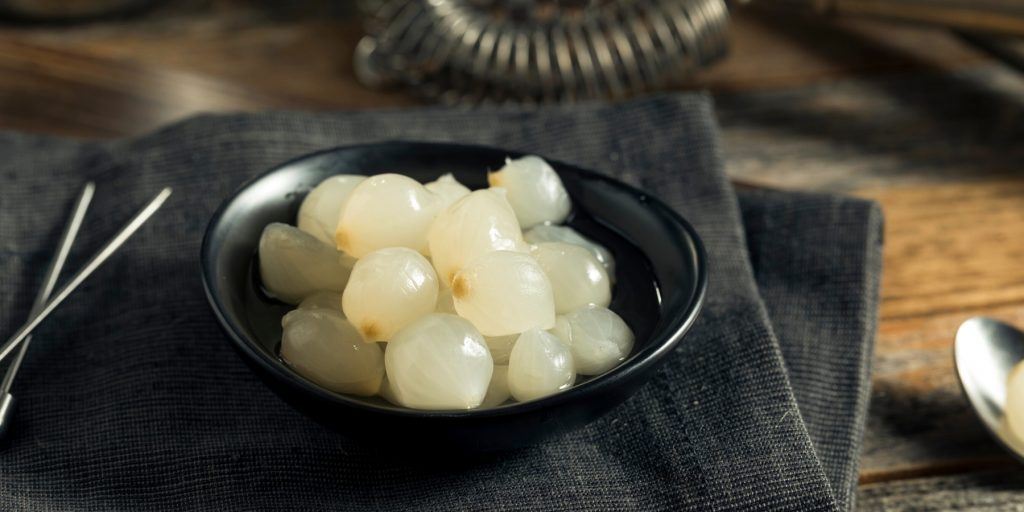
<box><xmin>200</xmin><ymin>141</ymin><xmax>708</xmax><ymax>419</ymax></box>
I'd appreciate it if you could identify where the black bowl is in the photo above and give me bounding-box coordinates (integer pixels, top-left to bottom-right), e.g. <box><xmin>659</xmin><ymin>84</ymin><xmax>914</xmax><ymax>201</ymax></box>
<box><xmin>201</xmin><ymin>141</ymin><xmax>707</xmax><ymax>452</ymax></box>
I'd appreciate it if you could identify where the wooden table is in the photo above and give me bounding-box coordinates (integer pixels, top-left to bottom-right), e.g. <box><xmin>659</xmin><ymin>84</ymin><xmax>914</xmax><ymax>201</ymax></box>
<box><xmin>2</xmin><ymin>2</ymin><xmax>1023</xmax><ymax>508</ymax></box>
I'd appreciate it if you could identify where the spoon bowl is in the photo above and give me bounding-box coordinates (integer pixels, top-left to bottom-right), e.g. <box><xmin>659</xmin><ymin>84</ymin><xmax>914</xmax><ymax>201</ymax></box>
<box><xmin>954</xmin><ymin>316</ymin><xmax>1024</xmax><ymax>460</ymax></box>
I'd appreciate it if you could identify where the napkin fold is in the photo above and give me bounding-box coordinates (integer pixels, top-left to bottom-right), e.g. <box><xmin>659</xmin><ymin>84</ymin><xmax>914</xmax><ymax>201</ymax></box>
<box><xmin>0</xmin><ymin>94</ymin><xmax>881</xmax><ymax>511</ymax></box>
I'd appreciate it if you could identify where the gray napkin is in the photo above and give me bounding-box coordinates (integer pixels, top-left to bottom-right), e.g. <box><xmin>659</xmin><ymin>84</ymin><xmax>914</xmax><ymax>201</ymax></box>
<box><xmin>0</xmin><ymin>94</ymin><xmax>881</xmax><ymax>511</ymax></box>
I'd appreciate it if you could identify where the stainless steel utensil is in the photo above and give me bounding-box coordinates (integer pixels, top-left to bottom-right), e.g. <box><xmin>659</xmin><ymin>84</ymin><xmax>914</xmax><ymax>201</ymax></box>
<box><xmin>954</xmin><ymin>316</ymin><xmax>1024</xmax><ymax>461</ymax></box>
<box><xmin>356</xmin><ymin>0</ymin><xmax>730</xmax><ymax>103</ymax></box>
<box><xmin>0</xmin><ymin>182</ymin><xmax>94</xmax><ymax>439</ymax></box>
<box><xmin>0</xmin><ymin>188</ymin><xmax>172</xmax><ymax>366</ymax></box>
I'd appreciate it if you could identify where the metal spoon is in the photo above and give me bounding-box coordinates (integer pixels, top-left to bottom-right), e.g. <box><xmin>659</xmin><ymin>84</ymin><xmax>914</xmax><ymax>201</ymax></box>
<box><xmin>954</xmin><ymin>316</ymin><xmax>1024</xmax><ymax>461</ymax></box>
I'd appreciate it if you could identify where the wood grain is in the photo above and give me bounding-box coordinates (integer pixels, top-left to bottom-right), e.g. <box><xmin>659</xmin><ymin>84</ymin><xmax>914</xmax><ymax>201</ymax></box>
<box><xmin>820</xmin><ymin>0</ymin><xmax>1024</xmax><ymax>37</ymax></box>
<box><xmin>696</xmin><ymin>5</ymin><xmax>989</xmax><ymax>92</ymax></box>
<box><xmin>0</xmin><ymin>1</ymin><xmax>412</xmax><ymax>137</ymax></box>
<box><xmin>859</xmin><ymin>301</ymin><xmax>1024</xmax><ymax>478</ymax></box>
<box><xmin>719</xmin><ymin>95</ymin><xmax>1024</xmax><ymax>495</ymax></box>
<box><xmin>0</xmin><ymin>3</ymin><xmax>994</xmax><ymax>137</ymax></box>
<box><xmin>714</xmin><ymin>60</ymin><xmax>1024</xmax><ymax>493</ymax></box>
<box><xmin>1</xmin><ymin>1</ymin><xmax>1023</xmax><ymax>508</ymax></box>
<box><xmin>858</xmin><ymin>470</ymin><xmax>1024</xmax><ymax>510</ymax></box>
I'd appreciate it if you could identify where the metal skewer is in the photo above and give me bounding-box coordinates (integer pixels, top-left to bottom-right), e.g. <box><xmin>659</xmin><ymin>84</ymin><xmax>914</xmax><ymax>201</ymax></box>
<box><xmin>0</xmin><ymin>187</ymin><xmax>172</xmax><ymax>368</ymax></box>
<box><xmin>0</xmin><ymin>183</ymin><xmax>94</xmax><ymax>438</ymax></box>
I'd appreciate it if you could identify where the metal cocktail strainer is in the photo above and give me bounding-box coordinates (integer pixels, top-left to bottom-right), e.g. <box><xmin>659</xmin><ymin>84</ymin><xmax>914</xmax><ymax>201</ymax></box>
<box><xmin>355</xmin><ymin>0</ymin><xmax>730</xmax><ymax>103</ymax></box>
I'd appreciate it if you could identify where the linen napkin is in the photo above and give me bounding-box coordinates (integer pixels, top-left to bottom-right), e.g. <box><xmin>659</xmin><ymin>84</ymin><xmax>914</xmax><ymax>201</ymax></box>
<box><xmin>0</xmin><ymin>94</ymin><xmax>882</xmax><ymax>511</ymax></box>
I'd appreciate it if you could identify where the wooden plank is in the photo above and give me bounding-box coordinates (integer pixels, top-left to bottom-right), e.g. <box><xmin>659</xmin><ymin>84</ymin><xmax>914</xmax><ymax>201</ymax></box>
<box><xmin>14</xmin><ymin>16</ymin><xmax>413</xmax><ymax>109</ymax></box>
<box><xmin>0</xmin><ymin>39</ymin><xmax>299</xmax><ymax>137</ymax></box>
<box><xmin>859</xmin><ymin>302</ymin><xmax>1024</xmax><ymax>479</ymax></box>
<box><xmin>697</xmin><ymin>6</ymin><xmax>989</xmax><ymax>92</ymax></box>
<box><xmin>866</xmin><ymin>182</ymin><xmax>1024</xmax><ymax>321</ymax></box>
<box><xmin>824</xmin><ymin>0</ymin><xmax>1024</xmax><ymax>37</ymax></box>
<box><xmin>715</xmin><ymin>62</ymin><xmax>1024</xmax><ymax>191</ymax></box>
<box><xmin>0</xmin><ymin>4</ymin><xmax>410</xmax><ymax>137</ymax></box>
<box><xmin>715</xmin><ymin>61</ymin><xmax>1024</xmax><ymax>485</ymax></box>
<box><xmin>717</xmin><ymin>76</ymin><xmax>1024</xmax><ymax>481</ymax></box>
<box><xmin>857</xmin><ymin>470</ymin><xmax>1024</xmax><ymax>510</ymax></box>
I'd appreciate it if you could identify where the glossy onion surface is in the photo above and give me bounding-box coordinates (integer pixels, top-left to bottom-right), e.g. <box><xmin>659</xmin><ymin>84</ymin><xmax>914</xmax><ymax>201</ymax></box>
<box><xmin>425</xmin><ymin>173</ymin><xmax>471</xmax><ymax>210</ymax></box>
<box><xmin>259</xmin><ymin>223</ymin><xmax>354</xmax><ymax>304</ymax></box>
<box><xmin>435</xmin><ymin>288</ymin><xmax>457</xmax><ymax>315</ymax></box>
<box><xmin>488</xmin><ymin>155</ymin><xmax>571</xmax><ymax>228</ymax></box>
<box><xmin>550</xmin><ymin>306</ymin><xmax>634</xmax><ymax>375</ymax></box>
<box><xmin>481</xmin><ymin>365</ymin><xmax>511</xmax><ymax>408</ymax></box>
<box><xmin>385</xmin><ymin>314</ymin><xmax>493</xmax><ymax>410</ymax></box>
<box><xmin>335</xmin><ymin>173</ymin><xmax>439</xmax><ymax>257</ymax></box>
<box><xmin>298</xmin><ymin>291</ymin><xmax>343</xmax><ymax>313</ymax></box>
<box><xmin>297</xmin><ymin>175</ymin><xmax>365</xmax><ymax>245</ymax></box>
<box><xmin>452</xmin><ymin>250</ymin><xmax>555</xmax><ymax>336</ymax></box>
<box><xmin>428</xmin><ymin>188</ymin><xmax>525</xmax><ymax>285</ymax></box>
<box><xmin>524</xmin><ymin>224</ymin><xmax>615</xmax><ymax>278</ymax></box>
<box><xmin>1007</xmin><ymin>362</ymin><xmax>1024</xmax><ymax>442</ymax></box>
<box><xmin>342</xmin><ymin>247</ymin><xmax>439</xmax><ymax>341</ymax></box>
<box><xmin>507</xmin><ymin>329</ymin><xmax>575</xmax><ymax>402</ymax></box>
<box><xmin>280</xmin><ymin>309</ymin><xmax>383</xmax><ymax>396</ymax></box>
<box><xmin>484</xmin><ymin>334</ymin><xmax>518</xmax><ymax>365</ymax></box>
<box><xmin>532</xmin><ymin>242</ymin><xmax>611</xmax><ymax>314</ymax></box>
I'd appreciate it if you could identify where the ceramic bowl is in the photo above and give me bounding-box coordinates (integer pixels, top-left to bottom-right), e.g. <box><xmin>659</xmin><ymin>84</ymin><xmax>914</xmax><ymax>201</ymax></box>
<box><xmin>200</xmin><ymin>141</ymin><xmax>707</xmax><ymax>451</ymax></box>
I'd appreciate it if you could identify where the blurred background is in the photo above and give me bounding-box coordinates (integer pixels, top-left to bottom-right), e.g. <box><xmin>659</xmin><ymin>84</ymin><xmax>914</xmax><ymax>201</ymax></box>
<box><xmin>1</xmin><ymin>0</ymin><xmax>1021</xmax><ymax>140</ymax></box>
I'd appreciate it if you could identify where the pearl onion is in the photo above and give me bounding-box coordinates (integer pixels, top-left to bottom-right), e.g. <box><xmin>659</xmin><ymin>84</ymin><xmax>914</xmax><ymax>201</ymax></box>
<box><xmin>484</xmin><ymin>335</ymin><xmax>517</xmax><ymax>365</ymax></box>
<box><xmin>428</xmin><ymin>188</ymin><xmax>525</xmax><ymax>286</ymax></box>
<box><xmin>280</xmin><ymin>309</ymin><xmax>383</xmax><ymax>396</ymax></box>
<box><xmin>342</xmin><ymin>247</ymin><xmax>439</xmax><ymax>341</ymax></box>
<box><xmin>480</xmin><ymin>365</ymin><xmax>511</xmax><ymax>408</ymax></box>
<box><xmin>487</xmin><ymin>156</ymin><xmax>571</xmax><ymax>228</ymax></box>
<box><xmin>435</xmin><ymin>287</ymin><xmax>457</xmax><ymax>315</ymax></box>
<box><xmin>297</xmin><ymin>175</ymin><xmax>365</xmax><ymax>245</ymax></box>
<box><xmin>378</xmin><ymin>375</ymin><xmax>401</xmax><ymax>406</ymax></box>
<box><xmin>523</xmin><ymin>224</ymin><xmax>615</xmax><ymax>279</ymax></box>
<box><xmin>452</xmin><ymin>251</ymin><xmax>555</xmax><ymax>336</ymax></box>
<box><xmin>507</xmin><ymin>329</ymin><xmax>575</xmax><ymax>402</ymax></box>
<box><xmin>1007</xmin><ymin>362</ymin><xmax>1024</xmax><ymax>440</ymax></box>
<box><xmin>259</xmin><ymin>223</ymin><xmax>354</xmax><ymax>304</ymax></box>
<box><xmin>385</xmin><ymin>314</ymin><xmax>493</xmax><ymax>410</ymax></box>
<box><xmin>532</xmin><ymin>242</ymin><xmax>611</xmax><ymax>314</ymax></box>
<box><xmin>335</xmin><ymin>173</ymin><xmax>439</xmax><ymax>257</ymax></box>
<box><xmin>298</xmin><ymin>292</ymin><xmax>343</xmax><ymax>313</ymax></box>
<box><xmin>550</xmin><ymin>306</ymin><xmax>634</xmax><ymax>375</ymax></box>
<box><xmin>425</xmin><ymin>173</ymin><xmax>470</xmax><ymax>209</ymax></box>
